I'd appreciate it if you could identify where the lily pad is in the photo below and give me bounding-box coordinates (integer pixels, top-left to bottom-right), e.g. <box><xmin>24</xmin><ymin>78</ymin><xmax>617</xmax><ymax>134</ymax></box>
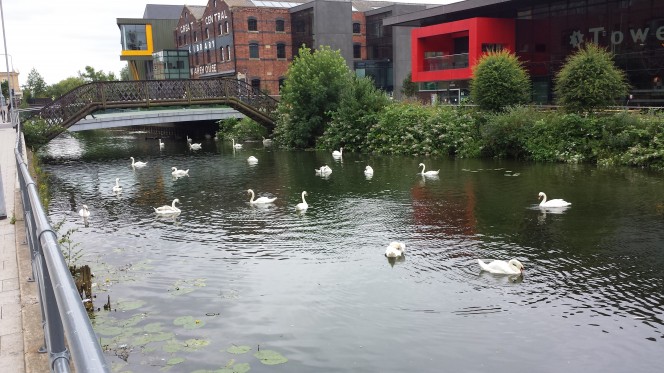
<box><xmin>218</xmin><ymin>360</ymin><xmax>251</xmax><ymax>373</ymax></box>
<box><xmin>143</xmin><ymin>322</ymin><xmax>163</xmax><ymax>333</ymax></box>
<box><xmin>162</xmin><ymin>340</ymin><xmax>183</xmax><ymax>353</ymax></box>
<box><xmin>183</xmin><ymin>338</ymin><xmax>210</xmax><ymax>351</ymax></box>
<box><xmin>168</xmin><ymin>278</ymin><xmax>207</xmax><ymax>296</ymax></box>
<box><xmin>133</xmin><ymin>331</ymin><xmax>174</xmax><ymax>346</ymax></box>
<box><xmin>95</xmin><ymin>325</ymin><xmax>124</xmax><ymax>336</ymax></box>
<box><xmin>116</xmin><ymin>299</ymin><xmax>146</xmax><ymax>311</ymax></box>
<box><xmin>173</xmin><ymin>315</ymin><xmax>205</xmax><ymax>329</ymax></box>
<box><xmin>226</xmin><ymin>345</ymin><xmax>252</xmax><ymax>355</ymax></box>
<box><xmin>254</xmin><ymin>349</ymin><xmax>288</xmax><ymax>365</ymax></box>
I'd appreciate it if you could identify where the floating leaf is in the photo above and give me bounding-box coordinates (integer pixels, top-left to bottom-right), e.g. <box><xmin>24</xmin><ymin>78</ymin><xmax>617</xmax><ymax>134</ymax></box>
<box><xmin>143</xmin><ymin>322</ymin><xmax>163</xmax><ymax>333</ymax></box>
<box><xmin>218</xmin><ymin>361</ymin><xmax>251</xmax><ymax>373</ymax></box>
<box><xmin>133</xmin><ymin>332</ymin><xmax>174</xmax><ymax>346</ymax></box>
<box><xmin>162</xmin><ymin>340</ymin><xmax>183</xmax><ymax>353</ymax></box>
<box><xmin>173</xmin><ymin>316</ymin><xmax>205</xmax><ymax>329</ymax></box>
<box><xmin>183</xmin><ymin>338</ymin><xmax>210</xmax><ymax>351</ymax></box>
<box><xmin>95</xmin><ymin>325</ymin><xmax>124</xmax><ymax>336</ymax></box>
<box><xmin>254</xmin><ymin>349</ymin><xmax>288</xmax><ymax>365</ymax></box>
<box><xmin>116</xmin><ymin>299</ymin><xmax>146</xmax><ymax>311</ymax></box>
<box><xmin>226</xmin><ymin>345</ymin><xmax>252</xmax><ymax>355</ymax></box>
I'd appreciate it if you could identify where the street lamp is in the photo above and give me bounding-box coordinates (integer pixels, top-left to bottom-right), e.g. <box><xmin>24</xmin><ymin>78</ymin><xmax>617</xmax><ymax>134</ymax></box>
<box><xmin>0</xmin><ymin>0</ymin><xmax>15</xmax><ymax>126</ymax></box>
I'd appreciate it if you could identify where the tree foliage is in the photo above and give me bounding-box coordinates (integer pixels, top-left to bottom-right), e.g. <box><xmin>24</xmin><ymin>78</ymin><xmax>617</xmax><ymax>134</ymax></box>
<box><xmin>319</xmin><ymin>76</ymin><xmax>390</xmax><ymax>151</ymax></box>
<box><xmin>273</xmin><ymin>45</ymin><xmax>352</xmax><ymax>148</ymax></box>
<box><xmin>120</xmin><ymin>64</ymin><xmax>131</xmax><ymax>81</ymax></box>
<box><xmin>46</xmin><ymin>77</ymin><xmax>86</xmax><ymax>98</ymax></box>
<box><xmin>79</xmin><ymin>66</ymin><xmax>118</xmax><ymax>82</ymax></box>
<box><xmin>470</xmin><ymin>50</ymin><xmax>531</xmax><ymax>112</ymax></box>
<box><xmin>401</xmin><ymin>72</ymin><xmax>418</xmax><ymax>98</ymax></box>
<box><xmin>23</xmin><ymin>68</ymin><xmax>48</xmax><ymax>98</ymax></box>
<box><xmin>554</xmin><ymin>43</ymin><xmax>629</xmax><ymax>113</ymax></box>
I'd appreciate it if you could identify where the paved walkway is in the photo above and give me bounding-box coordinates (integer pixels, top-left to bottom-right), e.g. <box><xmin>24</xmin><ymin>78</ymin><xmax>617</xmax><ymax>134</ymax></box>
<box><xmin>0</xmin><ymin>123</ymin><xmax>48</xmax><ymax>372</ymax></box>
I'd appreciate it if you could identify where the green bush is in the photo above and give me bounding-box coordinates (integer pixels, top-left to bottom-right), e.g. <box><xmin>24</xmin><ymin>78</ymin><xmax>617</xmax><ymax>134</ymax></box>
<box><xmin>479</xmin><ymin>106</ymin><xmax>543</xmax><ymax>158</ymax></box>
<box><xmin>216</xmin><ymin>117</ymin><xmax>266</xmax><ymax>141</ymax></box>
<box><xmin>470</xmin><ymin>50</ymin><xmax>531</xmax><ymax>112</ymax></box>
<box><xmin>22</xmin><ymin>118</ymin><xmax>58</xmax><ymax>150</ymax></box>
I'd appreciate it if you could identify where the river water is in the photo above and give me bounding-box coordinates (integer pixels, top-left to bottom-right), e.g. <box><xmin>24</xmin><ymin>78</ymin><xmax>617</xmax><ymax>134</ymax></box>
<box><xmin>42</xmin><ymin>130</ymin><xmax>664</xmax><ymax>372</ymax></box>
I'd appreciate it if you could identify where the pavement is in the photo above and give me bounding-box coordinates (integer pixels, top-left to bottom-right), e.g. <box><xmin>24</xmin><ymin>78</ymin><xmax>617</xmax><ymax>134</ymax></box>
<box><xmin>0</xmin><ymin>122</ymin><xmax>48</xmax><ymax>372</ymax></box>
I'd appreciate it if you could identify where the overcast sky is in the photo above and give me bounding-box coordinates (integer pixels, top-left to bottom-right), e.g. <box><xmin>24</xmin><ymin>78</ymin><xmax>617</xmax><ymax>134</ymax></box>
<box><xmin>1</xmin><ymin>0</ymin><xmax>457</xmax><ymax>88</ymax></box>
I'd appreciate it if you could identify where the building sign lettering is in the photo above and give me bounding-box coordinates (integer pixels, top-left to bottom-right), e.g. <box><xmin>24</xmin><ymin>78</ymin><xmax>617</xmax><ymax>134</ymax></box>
<box><xmin>570</xmin><ymin>25</ymin><xmax>664</xmax><ymax>48</ymax></box>
<box><xmin>191</xmin><ymin>63</ymin><xmax>218</xmax><ymax>77</ymax></box>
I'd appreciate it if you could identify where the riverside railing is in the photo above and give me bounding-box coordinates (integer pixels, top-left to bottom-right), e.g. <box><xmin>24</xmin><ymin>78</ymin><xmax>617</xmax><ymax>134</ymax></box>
<box><xmin>14</xmin><ymin>121</ymin><xmax>110</xmax><ymax>372</ymax></box>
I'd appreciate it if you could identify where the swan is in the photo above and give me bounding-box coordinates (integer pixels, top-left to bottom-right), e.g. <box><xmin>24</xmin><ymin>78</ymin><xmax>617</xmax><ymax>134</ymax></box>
<box><xmin>538</xmin><ymin>192</ymin><xmax>571</xmax><ymax>207</ymax></box>
<box><xmin>247</xmin><ymin>156</ymin><xmax>258</xmax><ymax>164</ymax></box>
<box><xmin>186</xmin><ymin>135</ymin><xmax>192</xmax><ymax>143</ymax></box>
<box><xmin>385</xmin><ymin>242</ymin><xmax>406</xmax><ymax>258</ymax></box>
<box><xmin>332</xmin><ymin>147</ymin><xmax>343</xmax><ymax>157</ymax></box>
<box><xmin>154</xmin><ymin>199</ymin><xmax>181</xmax><ymax>215</ymax></box>
<box><xmin>158</xmin><ymin>139</ymin><xmax>165</xmax><ymax>149</ymax></box>
<box><xmin>78</xmin><ymin>205</ymin><xmax>90</xmax><ymax>218</ymax></box>
<box><xmin>418</xmin><ymin>163</ymin><xmax>439</xmax><ymax>176</ymax></box>
<box><xmin>262</xmin><ymin>137</ymin><xmax>273</xmax><ymax>146</ymax></box>
<box><xmin>315</xmin><ymin>165</ymin><xmax>332</xmax><ymax>175</ymax></box>
<box><xmin>296</xmin><ymin>191</ymin><xmax>308</xmax><ymax>211</ymax></box>
<box><xmin>477</xmin><ymin>259</ymin><xmax>525</xmax><ymax>275</ymax></box>
<box><xmin>232</xmin><ymin>139</ymin><xmax>243</xmax><ymax>149</ymax></box>
<box><xmin>364</xmin><ymin>165</ymin><xmax>374</xmax><ymax>176</ymax></box>
<box><xmin>112</xmin><ymin>178</ymin><xmax>122</xmax><ymax>193</ymax></box>
<box><xmin>247</xmin><ymin>189</ymin><xmax>277</xmax><ymax>204</ymax></box>
<box><xmin>130</xmin><ymin>157</ymin><xmax>147</xmax><ymax>168</ymax></box>
<box><xmin>171</xmin><ymin>167</ymin><xmax>189</xmax><ymax>177</ymax></box>
<box><xmin>189</xmin><ymin>142</ymin><xmax>202</xmax><ymax>150</ymax></box>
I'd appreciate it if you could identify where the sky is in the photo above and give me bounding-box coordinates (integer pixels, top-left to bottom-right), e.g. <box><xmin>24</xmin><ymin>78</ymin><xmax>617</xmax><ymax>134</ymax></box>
<box><xmin>1</xmin><ymin>0</ymin><xmax>457</xmax><ymax>88</ymax></box>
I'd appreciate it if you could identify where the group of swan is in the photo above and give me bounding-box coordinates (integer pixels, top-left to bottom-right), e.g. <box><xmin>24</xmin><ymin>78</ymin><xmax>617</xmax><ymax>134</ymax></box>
<box><xmin>130</xmin><ymin>157</ymin><xmax>147</xmax><ymax>168</ymax></box>
<box><xmin>154</xmin><ymin>198</ymin><xmax>181</xmax><ymax>216</ymax></box>
<box><xmin>171</xmin><ymin>167</ymin><xmax>189</xmax><ymax>178</ymax></box>
<box><xmin>247</xmin><ymin>189</ymin><xmax>277</xmax><ymax>204</ymax></box>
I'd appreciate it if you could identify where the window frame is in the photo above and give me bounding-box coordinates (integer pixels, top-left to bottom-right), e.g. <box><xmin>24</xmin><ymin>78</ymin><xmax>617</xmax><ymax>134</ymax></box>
<box><xmin>249</xmin><ymin>42</ymin><xmax>260</xmax><ymax>59</ymax></box>
<box><xmin>248</xmin><ymin>17</ymin><xmax>258</xmax><ymax>32</ymax></box>
<box><xmin>276</xmin><ymin>19</ymin><xmax>285</xmax><ymax>32</ymax></box>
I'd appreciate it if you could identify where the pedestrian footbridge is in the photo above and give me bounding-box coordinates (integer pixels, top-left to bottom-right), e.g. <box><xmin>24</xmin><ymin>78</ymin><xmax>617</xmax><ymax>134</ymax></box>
<box><xmin>34</xmin><ymin>78</ymin><xmax>278</xmax><ymax>141</ymax></box>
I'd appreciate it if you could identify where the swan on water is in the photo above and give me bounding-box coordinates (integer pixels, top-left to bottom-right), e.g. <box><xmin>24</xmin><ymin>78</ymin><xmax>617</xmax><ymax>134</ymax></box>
<box><xmin>296</xmin><ymin>191</ymin><xmax>309</xmax><ymax>211</ymax></box>
<box><xmin>186</xmin><ymin>135</ymin><xmax>192</xmax><ymax>143</ymax></box>
<box><xmin>538</xmin><ymin>192</ymin><xmax>571</xmax><ymax>207</ymax></box>
<box><xmin>262</xmin><ymin>137</ymin><xmax>273</xmax><ymax>146</ymax></box>
<box><xmin>78</xmin><ymin>205</ymin><xmax>91</xmax><ymax>218</ymax></box>
<box><xmin>477</xmin><ymin>259</ymin><xmax>525</xmax><ymax>275</ymax></box>
<box><xmin>364</xmin><ymin>166</ymin><xmax>374</xmax><ymax>176</ymax></box>
<box><xmin>171</xmin><ymin>167</ymin><xmax>189</xmax><ymax>177</ymax></box>
<box><xmin>189</xmin><ymin>142</ymin><xmax>202</xmax><ymax>150</ymax></box>
<box><xmin>159</xmin><ymin>139</ymin><xmax>165</xmax><ymax>149</ymax></box>
<box><xmin>232</xmin><ymin>139</ymin><xmax>243</xmax><ymax>149</ymax></box>
<box><xmin>418</xmin><ymin>163</ymin><xmax>439</xmax><ymax>176</ymax></box>
<box><xmin>332</xmin><ymin>147</ymin><xmax>343</xmax><ymax>157</ymax></box>
<box><xmin>315</xmin><ymin>165</ymin><xmax>332</xmax><ymax>175</ymax></box>
<box><xmin>112</xmin><ymin>178</ymin><xmax>122</xmax><ymax>193</ymax></box>
<box><xmin>130</xmin><ymin>157</ymin><xmax>147</xmax><ymax>168</ymax></box>
<box><xmin>385</xmin><ymin>242</ymin><xmax>406</xmax><ymax>258</ymax></box>
<box><xmin>154</xmin><ymin>198</ymin><xmax>181</xmax><ymax>215</ymax></box>
<box><xmin>247</xmin><ymin>189</ymin><xmax>277</xmax><ymax>204</ymax></box>
<box><xmin>247</xmin><ymin>156</ymin><xmax>258</xmax><ymax>164</ymax></box>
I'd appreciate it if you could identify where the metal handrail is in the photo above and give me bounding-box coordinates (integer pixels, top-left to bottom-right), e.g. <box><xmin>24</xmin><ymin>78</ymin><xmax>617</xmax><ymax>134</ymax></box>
<box><xmin>14</xmin><ymin>120</ymin><xmax>110</xmax><ymax>372</ymax></box>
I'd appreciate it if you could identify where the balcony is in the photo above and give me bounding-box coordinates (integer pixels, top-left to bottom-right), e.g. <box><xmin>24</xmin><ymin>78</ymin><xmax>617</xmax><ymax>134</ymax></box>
<box><xmin>423</xmin><ymin>53</ymin><xmax>469</xmax><ymax>71</ymax></box>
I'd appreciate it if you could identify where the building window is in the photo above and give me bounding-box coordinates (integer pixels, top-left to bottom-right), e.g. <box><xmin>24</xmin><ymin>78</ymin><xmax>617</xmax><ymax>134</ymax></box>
<box><xmin>120</xmin><ymin>24</ymin><xmax>148</xmax><ymax>51</ymax></box>
<box><xmin>248</xmin><ymin>17</ymin><xmax>258</xmax><ymax>31</ymax></box>
<box><xmin>294</xmin><ymin>21</ymin><xmax>305</xmax><ymax>33</ymax></box>
<box><xmin>249</xmin><ymin>42</ymin><xmax>259</xmax><ymax>59</ymax></box>
<box><xmin>195</xmin><ymin>52</ymin><xmax>199</xmax><ymax>65</ymax></box>
<box><xmin>206</xmin><ymin>49</ymin><xmax>211</xmax><ymax>63</ymax></box>
<box><xmin>278</xmin><ymin>77</ymin><xmax>285</xmax><ymax>92</ymax></box>
<box><xmin>225</xmin><ymin>21</ymin><xmax>230</xmax><ymax>34</ymax></box>
<box><xmin>276</xmin><ymin>19</ymin><xmax>285</xmax><ymax>32</ymax></box>
<box><xmin>353</xmin><ymin>43</ymin><xmax>361</xmax><ymax>59</ymax></box>
<box><xmin>206</xmin><ymin>28</ymin><xmax>210</xmax><ymax>39</ymax></box>
<box><xmin>251</xmin><ymin>78</ymin><xmax>260</xmax><ymax>91</ymax></box>
<box><xmin>220</xmin><ymin>46</ymin><xmax>225</xmax><ymax>61</ymax></box>
<box><xmin>219</xmin><ymin>23</ymin><xmax>224</xmax><ymax>35</ymax></box>
<box><xmin>194</xmin><ymin>31</ymin><xmax>198</xmax><ymax>42</ymax></box>
<box><xmin>227</xmin><ymin>45</ymin><xmax>231</xmax><ymax>60</ymax></box>
<box><xmin>277</xmin><ymin>43</ymin><xmax>286</xmax><ymax>59</ymax></box>
<box><xmin>353</xmin><ymin>22</ymin><xmax>361</xmax><ymax>34</ymax></box>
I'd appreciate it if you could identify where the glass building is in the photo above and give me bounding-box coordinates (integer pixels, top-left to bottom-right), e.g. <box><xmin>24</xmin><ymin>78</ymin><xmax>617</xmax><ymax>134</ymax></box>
<box><xmin>152</xmin><ymin>50</ymin><xmax>190</xmax><ymax>80</ymax></box>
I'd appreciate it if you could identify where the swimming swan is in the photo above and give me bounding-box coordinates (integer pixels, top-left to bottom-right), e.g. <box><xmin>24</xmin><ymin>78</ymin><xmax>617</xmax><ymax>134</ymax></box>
<box><xmin>332</xmin><ymin>147</ymin><xmax>343</xmax><ymax>157</ymax></box>
<box><xmin>189</xmin><ymin>142</ymin><xmax>202</xmax><ymax>150</ymax></box>
<box><xmin>418</xmin><ymin>163</ymin><xmax>440</xmax><ymax>176</ymax></box>
<box><xmin>186</xmin><ymin>135</ymin><xmax>192</xmax><ymax>143</ymax></box>
<box><xmin>171</xmin><ymin>167</ymin><xmax>189</xmax><ymax>177</ymax></box>
<box><xmin>315</xmin><ymin>165</ymin><xmax>332</xmax><ymax>175</ymax></box>
<box><xmin>130</xmin><ymin>157</ymin><xmax>147</xmax><ymax>168</ymax></box>
<box><xmin>247</xmin><ymin>156</ymin><xmax>258</xmax><ymax>164</ymax></box>
<box><xmin>112</xmin><ymin>178</ymin><xmax>122</xmax><ymax>193</ymax></box>
<box><xmin>78</xmin><ymin>205</ymin><xmax>90</xmax><ymax>218</ymax></box>
<box><xmin>477</xmin><ymin>259</ymin><xmax>525</xmax><ymax>275</ymax></box>
<box><xmin>364</xmin><ymin>166</ymin><xmax>374</xmax><ymax>176</ymax></box>
<box><xmin>538</xmin><ymin>192</ymin><xmax>571</xmax><ymax>207</ymax></box>
<box><xmin>385</xmin><ymin>242</ymin><xmax>406</xmax><ymax>258</ymax></box>
<box><xmin>247</xmin><ymin>189</ymin><xmax>277</xmax><ymax>204</ymax></box>
<box><xmin>262</xmin><ymin>137</ymin><xmax>273</xmax><ymax>146</ymax></box>
<box><xmin>154</xmin><ymin>198</ymin><xmax>181</xmax><ymax>215</ymax></box>
<box><xmin>159</xmin><ymin>139</ymin><xmax>165</xmax><ymax>149</ymax></box>
<box><xmin>296</xmin><ymin>191</ymin><xmax>309</xmax><ymax>211</ymax></box>
<box><xmin>232</xmin><ymin>139</ymin><xmax>243</xmax><ymax>149</ymax></box>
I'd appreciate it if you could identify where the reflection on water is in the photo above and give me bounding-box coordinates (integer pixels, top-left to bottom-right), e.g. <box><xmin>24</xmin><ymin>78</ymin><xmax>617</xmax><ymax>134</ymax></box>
<box><xmin>42</xmin><ymin>130</ymin><xmax>664</xmax><ymax>372</ymax></box>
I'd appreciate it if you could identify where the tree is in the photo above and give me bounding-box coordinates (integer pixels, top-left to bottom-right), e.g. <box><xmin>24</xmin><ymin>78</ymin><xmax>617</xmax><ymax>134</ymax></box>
<box><xmin>120</xmin><ymin>64</ymin><xmax>131</xmax><ymax>81</ymax></box>
<box><xmin>470</xmin><ymin>49</ymin><xmax>531</xmax><ymax>112</ymax></box>
<box><xmin>23</xmin><ymin>68</ymin><xmax>48</xmax><ymax>98</ymax></box>
<box><xmin>79</xmin><ymin>66</ymin><xmax>118</xmax><ymax>82</ymax></box>
<box><xmin>401</xmin><ymin>72</ymin><xmax>418</xmax><ymax>98</ymax></box>
<box><xmin>273</xmin><ymin>45</ymin><xmax>352</xmax><ymax>148</ymax></box>
<box><xmin>554</xmin><ymin>43</ymin><xmax>629</xmax><ymax>113</ymax></box>
<box><xmin>1</xmin><ymin>81</ymin><xmax>8</xmax><ymax>98</ymax></box>
<box><xmin>46</xmin><ymin>76</ymin><xmax>86</xmax><ymax>98</ymax></box>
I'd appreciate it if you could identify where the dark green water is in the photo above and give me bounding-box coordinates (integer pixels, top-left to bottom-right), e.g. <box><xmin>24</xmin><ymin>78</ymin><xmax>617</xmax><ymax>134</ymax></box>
<box><xmin>43</xmin><ymin>130</ymin><xmax>664</xmax><ymax>372</ymax></box>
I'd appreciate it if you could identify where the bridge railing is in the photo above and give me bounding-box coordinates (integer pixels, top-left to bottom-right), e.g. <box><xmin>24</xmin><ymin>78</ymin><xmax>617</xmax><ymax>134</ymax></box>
<box><xmin>36</xmin><ymin>78</ymin><xmax>279</xmax><ymax>141</ymax></box>
<box><xmin>14</xmin><ymin>122</ymin><xmax>110</xmax><ymax>372</ymax></box>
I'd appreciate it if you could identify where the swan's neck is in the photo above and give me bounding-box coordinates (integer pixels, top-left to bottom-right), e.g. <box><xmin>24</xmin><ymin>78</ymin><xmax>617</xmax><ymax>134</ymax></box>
<box><xmin>420</xmin><ymin>164</ymin><xmax>425</xmax><ymax>173</ymax></box>
<box><xmin>172</xmin><ymin>200</ymin><xmax>178</xmax><ymax>208</ymax></box>
<box><xmin>301</xmin><ymin>193</ymin><xmax>307</xmax><ymax>203</ymax></box>
<box><xmin>249</xmin><ymin>190</ymin><xmax>255</xmax><ymax>202</ymax></box>
<box><xmin>540</xmin><ymin>194</ymin><xmax>547</xmax><ymax>204</ymax></box>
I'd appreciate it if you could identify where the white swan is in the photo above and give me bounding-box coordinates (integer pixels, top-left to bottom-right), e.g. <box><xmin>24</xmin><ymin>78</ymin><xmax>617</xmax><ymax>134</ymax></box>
<box><xmin>130</xmin><ymin>157</ymin><xmax>147</xmax><ymax>168</ymax></box>
<box><xmin>112</xmin><ymin>178</ymin><xmax>122</xmax><ymax>193</ymax></box>
<box><xmin>78</xmin><ymin>205</ymin><xmax>90</xmax><ymax>218</ymax></box>
<box><xmin>385</xmin><ymin>242</ymin><xmax>406</xmax><ymax>258</ymax></box>
<box><xmin>262</xmin><ymin>137</ymin><xmax>273</xmax><ymax>146</ymax></box>
<box><xmin>232</xmin><ymin>139</ymin><xmax>243</xmax><ymax>149</ymax></box>
<box><xmin>158</xmin><ymin>139</ymin><xmax>165</xmax><ymax>149</ymax></box>
<box><xmin>419</xmin><ymin>163</ymin><xmax>439</xmax><ymax>176</ymax></box>
<box><xmin>477</xmin><ymin>259</ymin><xmax>525</xmax><ymax>275</ymax></box>
<box><xmin>538</xmin><ymin>192</ymin><xmax>571</xmax><ymax>207</ymax></box>
<box><xmin>154</xmin><ymin>198</ymin><xmax>181</xmax><ymax>215</ymax></box>
<box><xmin>186</xmin><ymin>135</ymin><xmax>192</xmax><ymax>143</ymax></box>
<box><xmin>247</xmin><ymin>156</ymin><xmax>258</xmax><ymax>164</ymax></box>
<box><xmin>189</xmin><ymin>142</ymin><xmax>202</xmax><ymax>150</ymax></box>
<box><xmin>171</xmin><ymin>167</ymin><xmax>189</xmax><ymax>177</ymax></box>
<box><xmin>364</xmin><ymin>165</ymin><xmax>374</xmax><ymax>176</ymax></box>
<box><xmin>332</xmin><ymin>147</ymin><xmax>343</xmax><ymax>157</ymax></box>
<box><xmin>247</xmin><ymin>189</ymin><xmax>277</xmax><ymax>204</ymax></box>
<box><xmin>296</xmin><ymin>191</ymin><xmax>308</xmax><ymax>211</ymax></box>
<box><xmin>315</xmin><ymin>165</ymin><xmax>332</xmax><ymax>175</ymax></box>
